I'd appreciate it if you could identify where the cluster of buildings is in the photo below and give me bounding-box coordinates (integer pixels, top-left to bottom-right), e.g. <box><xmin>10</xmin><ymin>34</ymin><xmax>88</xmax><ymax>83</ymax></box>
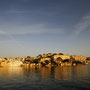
<box><xmin>0</xmin><ymin>53</ymin><xmax>90</xmax><ymax>67</ymax></box>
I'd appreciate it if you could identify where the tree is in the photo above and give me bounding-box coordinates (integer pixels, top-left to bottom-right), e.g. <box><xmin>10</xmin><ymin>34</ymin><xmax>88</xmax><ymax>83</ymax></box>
<box><xmin>37</xmin><ymin>54</ymin><xmax>42</xmax><ymax>58</ymax></box>
<box><xmin>58</xmin><ymin>53</ymin><xmax>64</xmax><ymax>55</ymax></box>
<box><xmin>27</xmin><ymin>56</ymin><xmax>30</xmax><ymax>58</ymax></box>
<box><xmin>32</xmin><ymin>59</ymin><xmax>39</xmax><ymax>65</ymax></box>
<box><xmin>45</xmin><ymin>60</ymin><xmax>49</xmax><ymax>64</ymax></box>
<box><xmin>62</xmin><ymin>59</ymin><xmax>70</xmax><ymax>63</ymax></box>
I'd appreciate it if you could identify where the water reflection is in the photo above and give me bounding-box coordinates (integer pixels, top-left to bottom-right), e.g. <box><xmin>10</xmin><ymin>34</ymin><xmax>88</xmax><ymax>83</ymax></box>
<box><xmin>0</xmin><ymin>67</ymin><xmax>23</xmax><ymax>77</ymax></box>
<box><xmin>72</xmin><ymin>65</ymin><xmax>88</xmax><ymax>80</ymax></box>
<box><xmin>22</xmin><ymin>65</ymin><xmax>89</xmax><ymax>81</ymax></box>
<box><xmin>0</xmin><ymin>65</ymin><xmax>89</xmax><ymax>81</ymax></box>
<box><xmin>54</xmin><ymin>66</ymin><xmax>72</xmax><ymax>80</ymax></box>
<box><xmin>40</xmin><ymin>67</ymin><xmax>52</xmax><ymax>78</ymax></box>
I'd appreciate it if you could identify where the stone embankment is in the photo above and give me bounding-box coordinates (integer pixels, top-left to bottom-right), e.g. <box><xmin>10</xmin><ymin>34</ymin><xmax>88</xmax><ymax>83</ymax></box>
<box><xmin>0</xmin><ymin>53</ymin><xmax>90</xmax><ymax>67</ymax></box>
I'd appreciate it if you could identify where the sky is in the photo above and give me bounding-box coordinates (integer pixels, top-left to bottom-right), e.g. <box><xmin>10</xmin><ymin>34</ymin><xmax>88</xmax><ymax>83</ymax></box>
<box><xmin>0</xmin><ymin>0</ymin><xmax>90</xmax><ymax>57</ymax></box>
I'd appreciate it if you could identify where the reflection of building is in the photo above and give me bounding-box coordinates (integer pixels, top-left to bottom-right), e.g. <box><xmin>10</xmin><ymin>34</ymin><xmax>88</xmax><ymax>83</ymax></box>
<box><xmin>0</xmin><ymin>67</ymin><xmax>9</xmax><ymax>77</ymax></box>
<box><xmin>72</xmin><ymin>65</ymin><xmax>88</xmax><ymax>80</ymax></box>
<box><xmin>54</xmin><ymin>66</ymin><xmax>72</xmax><ymax>80</ymax></box>
<box><xmin>8</xmin><ymin>67</ymin><xmax>23</xmax><ymax>76</ymax></box>
<box><xmin>40</xmin><ymin>67</ymin><xmax>51</xmax><ymax>78</ymax></box>
<box><xmin>54</xmin><ymin>65</ymin><xmax>89</xmax><ymax>80</ymax></box>
<box><xmin>0</xmin><ymin>67</ymin><xmax>23</xmax><ymax>77</ymax></box>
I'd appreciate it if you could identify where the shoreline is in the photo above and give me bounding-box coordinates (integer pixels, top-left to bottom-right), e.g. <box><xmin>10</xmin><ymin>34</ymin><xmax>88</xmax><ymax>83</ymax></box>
<box><xmin>0</xmin><ymin>53</ymin><xmax>90</xmax><ymax>67</ymax></box>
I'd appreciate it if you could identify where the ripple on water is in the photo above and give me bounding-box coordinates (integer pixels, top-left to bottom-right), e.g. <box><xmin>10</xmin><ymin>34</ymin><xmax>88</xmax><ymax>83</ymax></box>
<box><xmin>0</xmin><ymin>65</ymin><xmax>90</xmax><ymax>90</ymax></box>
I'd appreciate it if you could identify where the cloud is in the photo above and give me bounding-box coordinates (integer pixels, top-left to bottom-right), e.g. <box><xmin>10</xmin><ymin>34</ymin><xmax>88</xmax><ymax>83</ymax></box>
<box><xmin>0</xmin><ymin>30</ymin><xmax>7</xmax><ymax>35</ymax></box>
<box><xmin>0</xmin><ymin>35</ymin><xmax>25</xmax><ymax>47</ymax></box>
<box><xmin>73</xmin><ymin>14</ymin><xmax>90</xmax><ymax>36</ymax></box>
<box><xmin>7</xmin><ymin>10</ymin><xmax>31</xmax><ymax>14</ymax></box>
<box><xmin>0</xmin><ymin>23</ymin><xmax>65</xmax><ymax>46</ymax></box>
<box><xmin>0</xmin><ymin>24</ymin><xmax>64</xmax><ymax>35</ymax></box>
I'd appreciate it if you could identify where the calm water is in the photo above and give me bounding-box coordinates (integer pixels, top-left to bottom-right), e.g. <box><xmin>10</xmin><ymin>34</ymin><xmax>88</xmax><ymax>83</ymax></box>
<box><xmin>0</xmin><ymin>65</ymin><xmax>90</xmax><ymax>90</ymax></box>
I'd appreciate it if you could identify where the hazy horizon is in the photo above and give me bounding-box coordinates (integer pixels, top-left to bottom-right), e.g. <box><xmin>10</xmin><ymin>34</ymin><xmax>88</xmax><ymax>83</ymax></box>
<box><xmin>0</xmin><ymin>0</ymin><xmax>90</xmax><ymax>57</ymax></box>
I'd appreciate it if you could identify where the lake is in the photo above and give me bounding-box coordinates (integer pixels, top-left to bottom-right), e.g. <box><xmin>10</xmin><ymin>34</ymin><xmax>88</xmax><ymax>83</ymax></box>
<box><xmin>0</xmin><ymin>65</ymin><xmax>90</xmax><ymax>90</ymax></box>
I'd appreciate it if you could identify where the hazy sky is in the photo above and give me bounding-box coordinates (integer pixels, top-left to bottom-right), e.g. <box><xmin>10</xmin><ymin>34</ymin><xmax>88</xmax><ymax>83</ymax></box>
<box><xmin>0</xmin><ymin>0</ymin><xmax>90</xmax><ymax>57</ymax></box>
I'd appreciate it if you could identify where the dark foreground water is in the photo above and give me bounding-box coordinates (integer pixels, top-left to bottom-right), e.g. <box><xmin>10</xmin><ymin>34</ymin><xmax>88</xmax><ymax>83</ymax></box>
<box><xmin>0</xmin><ymin>65</ymin><xmax>90</xmax><ymax>90</ymax></box>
